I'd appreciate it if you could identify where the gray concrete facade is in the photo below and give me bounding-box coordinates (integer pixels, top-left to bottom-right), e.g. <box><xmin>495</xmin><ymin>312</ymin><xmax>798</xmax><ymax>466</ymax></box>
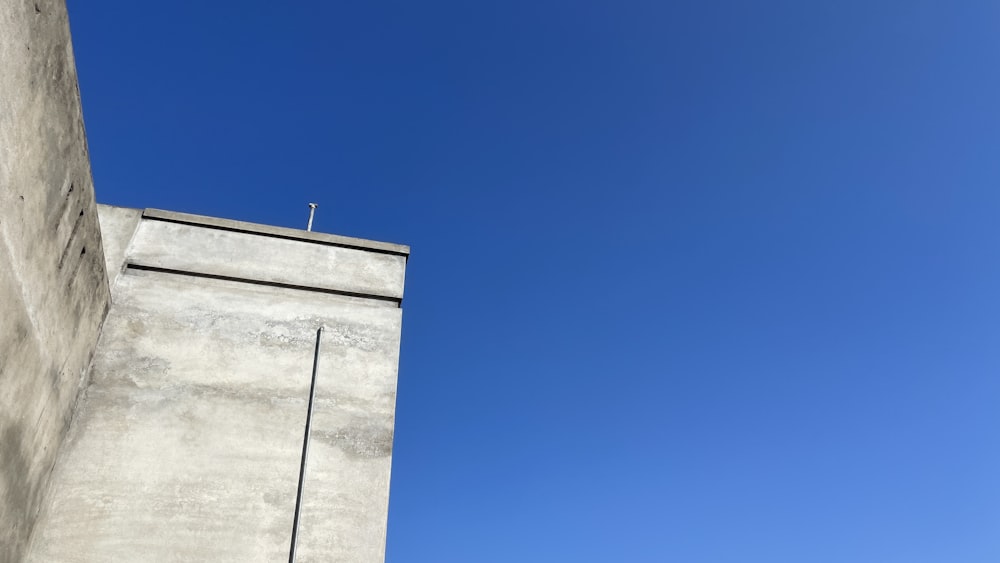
<box><xmin>27</xmin><ymin>208</ymin><xmax>408</xmax><ymax>562</ymax></box>
<box><xmin>0</xmin><ymin>2</ymin><xmax>111</xmax><ymax>561</ymax></box>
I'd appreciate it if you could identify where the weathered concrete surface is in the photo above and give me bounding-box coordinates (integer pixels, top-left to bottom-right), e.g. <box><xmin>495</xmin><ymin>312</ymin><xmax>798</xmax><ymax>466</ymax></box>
<box><xmin>96</xmin><ymin>204</ymin><xmax>142</xmax><ymax>290</ymax></box>
<box><xmin>28</xmin><ymin>211</ymin><xmax>407</xmax><ymax>562</ymax></box>
<box><xmin>130</xmin><ymin>215</ymin><xmax>407</xmax><ymax>300</ymax></box>
<box><xmin>0</xmin><ymin>2</ymin><xmax>111</xmax><ymax>561</ymax></box>
<box><xmin>143</xmin><ymin>208</ymin><xmax>410</xmax><ymax>256</ymax></box>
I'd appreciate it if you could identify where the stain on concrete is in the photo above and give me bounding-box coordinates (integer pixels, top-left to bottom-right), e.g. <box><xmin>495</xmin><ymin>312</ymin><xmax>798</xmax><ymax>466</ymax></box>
<box><xmin>1</xmin><ymin>423</ymin><xmax>33</xmax><ymax>562</ymax></box>
<box><xmin>315</xmin><ymin>425</ymin><xmax>394</xmax><ymax>459</ymax></box>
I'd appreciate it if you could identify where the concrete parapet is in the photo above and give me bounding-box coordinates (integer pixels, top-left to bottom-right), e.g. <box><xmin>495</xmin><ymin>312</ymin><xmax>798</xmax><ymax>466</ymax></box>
<box><xmin>131</xmin><ymin>210</ymin><xmax>407</xmax><ymax>301</ymax></box>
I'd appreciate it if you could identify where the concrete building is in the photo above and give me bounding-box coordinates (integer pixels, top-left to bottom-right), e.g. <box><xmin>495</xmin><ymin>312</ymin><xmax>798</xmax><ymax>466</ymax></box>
<box><xmin>29</xmin><ymin>207</ymin><xmax>408</xmax><ymax>562</ymax></box>
<box><xmin>1</xmin><ymin>2</ymin><xmax>408</xmax><ymax>562</ymax></box>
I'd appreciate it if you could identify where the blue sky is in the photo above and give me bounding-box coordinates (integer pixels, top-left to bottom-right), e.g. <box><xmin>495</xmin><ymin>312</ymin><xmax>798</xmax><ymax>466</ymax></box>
<box><xmin>69</xmin><ymin>1</ymin><xmax>1000</xmax><ymax>561</ymax></box>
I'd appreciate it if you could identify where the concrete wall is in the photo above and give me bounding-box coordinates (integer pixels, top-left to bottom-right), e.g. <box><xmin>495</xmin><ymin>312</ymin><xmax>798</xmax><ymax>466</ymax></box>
<box><xmin>28</xmin><ymin>209</ymin><xmax>408</xmax><ymax>562</ymax></box>
<box><xmin>95</xmin><ymin>204</ymin><xmax>142</xmax><ymax>291</ymax></box>
<box><xmin>0</xmin><ymin>2</ymin><xmax>111</xmax><ymax>561</ymax></box>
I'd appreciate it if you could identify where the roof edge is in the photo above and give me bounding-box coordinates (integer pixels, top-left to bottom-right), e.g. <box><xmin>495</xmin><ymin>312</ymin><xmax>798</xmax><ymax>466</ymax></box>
<box><xmin>140</xmin><ymin>208</ymin><xmax>410</xmax><ymax>256</ymax></box>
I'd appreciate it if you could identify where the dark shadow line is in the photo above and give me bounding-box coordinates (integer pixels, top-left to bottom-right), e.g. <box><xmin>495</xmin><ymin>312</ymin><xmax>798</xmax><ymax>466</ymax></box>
<box><xmin>125</xmin><ymin>263</ymin><xmax>403</xmax><ymax>306</ymax></box>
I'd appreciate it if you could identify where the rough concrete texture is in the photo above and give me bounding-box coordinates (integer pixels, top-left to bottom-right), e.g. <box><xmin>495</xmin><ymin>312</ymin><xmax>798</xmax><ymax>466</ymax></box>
<box><xmin>130</xmin><ymin>215</ymin><xmax>406</xmax><ymax>300</ymax></box>
<box><xmin>96</xmin><ymin>204</ymin><xmax>142</xmax><ymax>291</ymax></box>
<box><xmin>0</xmin><ymin>2</ymin><xmax>111</xmax><ymax>561</ymax></box>
<box><xmin>142</xmin><ymin>208</ymin><xmax>410</xmax><ymax>256</ymax></box>
<box><xmin>28</xmin><ymin>211</ymin><xmax>407</xmax><ymax>562</ymax></box>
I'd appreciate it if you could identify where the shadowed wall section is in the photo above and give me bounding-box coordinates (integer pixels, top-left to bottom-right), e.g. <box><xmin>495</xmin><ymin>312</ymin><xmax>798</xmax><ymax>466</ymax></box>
<box><xmin>0</xmin><ymin>2</ymin><xmax>111</xmax><ymax>561</ymax></box>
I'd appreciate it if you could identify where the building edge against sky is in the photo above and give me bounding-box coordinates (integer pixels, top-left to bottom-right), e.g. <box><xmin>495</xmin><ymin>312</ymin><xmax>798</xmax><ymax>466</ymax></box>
<box><xmin>0</xmin><ymin>2</ymin><xmax>409</xmax><ymax>561</ymax></box>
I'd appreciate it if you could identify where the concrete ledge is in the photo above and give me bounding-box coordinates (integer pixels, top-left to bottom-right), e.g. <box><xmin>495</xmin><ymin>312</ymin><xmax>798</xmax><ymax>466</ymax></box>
<box><xmin>126</xmin><ymin>264</ymin><xmax>403</xmax><ymax>305</ymax></box>
<box><xmin>126</xmin><ymin>218</ymin><xmax>406</xmax><ymax>300</ymax></box>
<box><xmin>143</xmin><ymin>209</ymin><xmax>410</xmax><ymax>257</ymax></box>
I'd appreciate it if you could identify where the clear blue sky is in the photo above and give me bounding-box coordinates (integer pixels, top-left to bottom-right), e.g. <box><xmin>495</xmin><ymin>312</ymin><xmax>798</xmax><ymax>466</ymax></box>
<box><xmin>69</xmin><ymin>1</ymin><xmax>1000</xmax><ymax>561</ymax></box>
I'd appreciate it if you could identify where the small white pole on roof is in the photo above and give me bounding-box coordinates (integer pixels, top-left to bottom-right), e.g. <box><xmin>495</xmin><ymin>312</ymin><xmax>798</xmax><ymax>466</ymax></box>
<box><xmin>306</xmin><ymin>203</ymin><xmax>318</xmax><ymax>231</ymax></box>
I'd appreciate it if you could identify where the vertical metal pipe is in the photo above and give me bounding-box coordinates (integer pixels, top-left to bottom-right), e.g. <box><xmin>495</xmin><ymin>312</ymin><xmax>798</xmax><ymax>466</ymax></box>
<box><xmin>289</xmin><ymin>326</ymin><xmax>324</xmax><ymax>563</ymax></box>
<box><xmin>306</xmin><ymin>203</ymin><xmax>318</xmax><ymax>231</ymax></box>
